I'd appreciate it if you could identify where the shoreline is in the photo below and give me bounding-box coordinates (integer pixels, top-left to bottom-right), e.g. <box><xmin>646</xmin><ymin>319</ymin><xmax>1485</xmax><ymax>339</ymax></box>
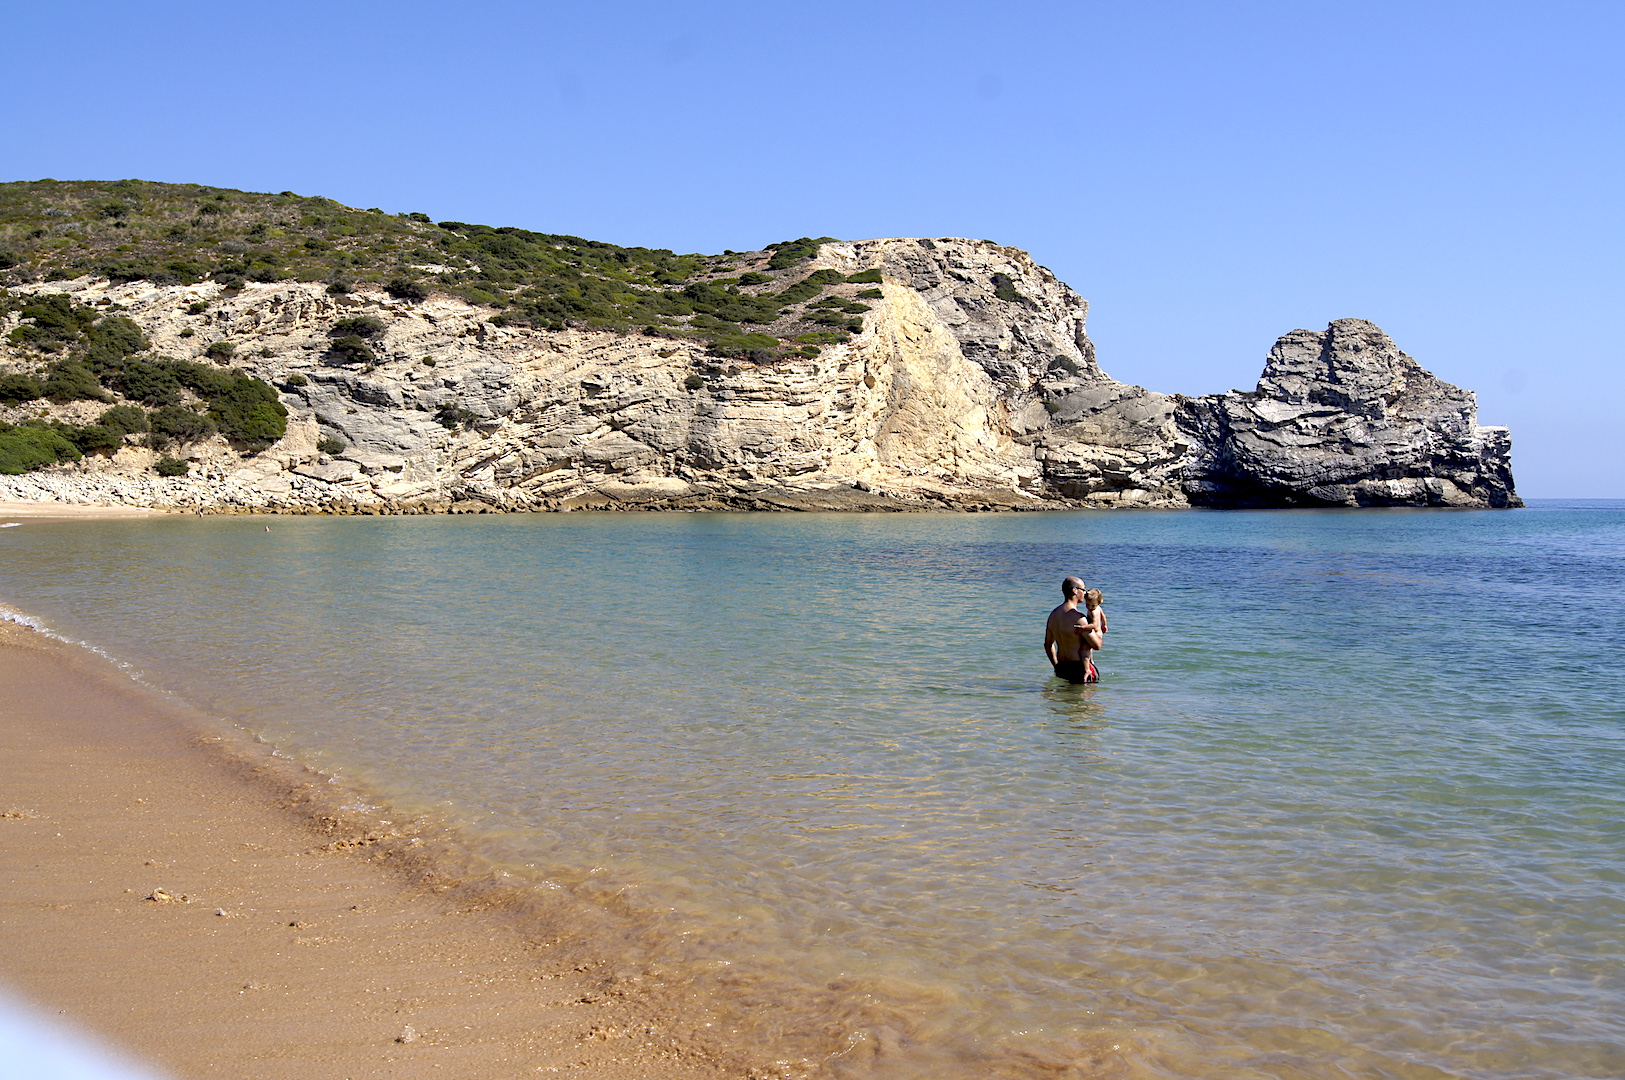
<box><xmin>0</xmin><ymin>500</ymin><xmax>175</xmax><ymax>519</ymax></box>
<box><xmin>0</xmin><ymin>619</ymin><xmax>765</xmax><ymax>1079</ymax></box>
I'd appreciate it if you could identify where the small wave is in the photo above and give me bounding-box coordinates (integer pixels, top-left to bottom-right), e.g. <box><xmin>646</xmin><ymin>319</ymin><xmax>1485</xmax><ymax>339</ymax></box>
<box><xmin>0</xmin><ymin>605</ymin><xmax>48</xmax><ymax>633</ymax></box>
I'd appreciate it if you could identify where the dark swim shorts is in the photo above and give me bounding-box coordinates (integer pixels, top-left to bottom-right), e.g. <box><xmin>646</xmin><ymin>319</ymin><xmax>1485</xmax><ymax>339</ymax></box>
<box><xmin>1053</xmin><ymin>659</ymin><xmax>1098</xmax><ymax>684</ymax></box>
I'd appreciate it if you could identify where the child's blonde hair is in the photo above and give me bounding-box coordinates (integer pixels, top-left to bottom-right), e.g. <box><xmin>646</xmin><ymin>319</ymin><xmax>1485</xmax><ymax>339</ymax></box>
<box><xmin>1084</xmin><ymin>589</ymin><xmax>1103</xmax><ymax>607</ymax></box>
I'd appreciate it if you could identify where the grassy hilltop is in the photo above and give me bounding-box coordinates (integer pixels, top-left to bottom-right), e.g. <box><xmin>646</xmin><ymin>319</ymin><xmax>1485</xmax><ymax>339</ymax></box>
<box><xmin>0</xmin><ymin>179</ymin><xmax>880</xmax><ymax>361</ymax></box>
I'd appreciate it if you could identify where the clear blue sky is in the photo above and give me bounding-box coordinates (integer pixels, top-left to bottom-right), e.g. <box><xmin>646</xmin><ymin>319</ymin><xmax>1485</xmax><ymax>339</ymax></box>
<box><xmin>5</xmin><ymin>0</ymin><xmax>1620</xmax><ymax>497</ymax></box>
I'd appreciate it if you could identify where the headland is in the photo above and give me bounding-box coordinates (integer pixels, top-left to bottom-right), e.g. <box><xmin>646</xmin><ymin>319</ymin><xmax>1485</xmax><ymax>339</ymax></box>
<box><xmin>0</xmin><ymin>180</ymin><xmax>1518</xmax><ymax>514</ymax></box>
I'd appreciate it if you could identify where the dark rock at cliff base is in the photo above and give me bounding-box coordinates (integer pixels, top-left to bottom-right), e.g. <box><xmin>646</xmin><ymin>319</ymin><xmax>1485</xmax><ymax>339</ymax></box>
<box><xmin>1175</xmin><ymin>319</ymin><xmax>1521</xmax><ymax>508</ymax></box>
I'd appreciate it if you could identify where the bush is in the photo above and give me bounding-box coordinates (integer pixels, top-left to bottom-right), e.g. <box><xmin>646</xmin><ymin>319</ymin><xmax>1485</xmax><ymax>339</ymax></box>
<box><xmin>116</xmin><ymin>359</ymin><xmax>185</xmax><ymax>406</ymax></box>
<box><xmin>706</xmin><ymin>331</ymin><xmax>781</xmax><ymax>361</ymax></box>
<box><xmin>0</xmin><ymin>373</ymin><xmax>43</xmax><ymax>403</ymax></box>
<box><xmin>283</xmin><ymin>372</ymin><xmax>308</xmax><ymax>387</ymax></box>
<box><xmin>11</xmin><ymin>293</ymin><xmax>94</xmax><ymax>350</ymax></box>
<box><xmin>42</xmin><ymin>359</ymin><xmax>110</xmax><ymax>403</ymax></box>
<box><xmin>316</xmin><ymin>435</ymin><xmax>345</xmax><ymax>455</ymax></box>
<box><xmin>155</xmin><ymin>456</ymin><xmax>190</xmax><ymax>476</ymax></box>
<box><xmin>148</xmin><ymin>405</ymin><xmax>216</xmax><ymax>447</ymax></box>
<box><xmin>99</xmin><ymin>404</ymin><xmax>149</xmax><ymax>436</ymax></box>
<box><xmin>386</xmin><ymin>276</ymin><xmax>427</xmax><ymax>302</ymax></box>
<box><xmin>845</xmin><ymin>268</ymin><xmax>883</xmax><ymax>284</ymax></box>
<box><xmin>330</xmin><ymin>316</ymin><xmax>386</xmax><ymax>338</ymax></box>
<box><xmin>856</xmin><ymin>288</ymin><xmax>883</xmax><ymax>300</ymax></box>
<box><xmin>205</xmin><ymin>340</ymin><xmax>235</xmax><ymax>360</ymax></box>
<box><xmin>683</xmin><ymin>373</ymin><xmax>705</xmax><ymax>390</ymax></box>
<box><xmin>767</xmin><ymin>237</ymin><xmax>837</xmax><ymax>270</ymax></box>
<box><xmin>79</xmin><ymin>315</ymin><xmax>148</xmax><ymax>374</ymax></box>
<box><xmin>327</xmin><ymin>274</ymin><xmax>354</xmax><ymax>295</ymax></box>
<box><xmin>186</xmin><ymin>301</ymin><xmax>209</xmax><ymax>315</ymax></box>
<box><xmin>990</xmin><ymin>273</ymin><xmax>1025</xmax><ymax>303</ymax></box>
<box><xmin>434</xmin><ymin>403</ymin><xmax>478</xmax><ymax>430</ymax></box>
<box><xmin>736</xmin><ymin>272</ymin><xmax>770</xmax><ymax>285</ymax></box>
<box><xmin>206</xmin><ymin>372</ymin><xmax>287</xmax><ymax>449</ymax></box>
<box><xmin>66</xmin><ymin>423</ymin><xmax>122</xmax><ymax>453</ymax></box>
<box><xmin>326</xmin><ymin>335</ymin><xmax>376</xmax><ymax>366</ymax></box>
<box><xmin>775</xmin><ymin>275</ymin><xmax>831</xmax><ymax>307</ymax></box>
<box><xmin>0</xmin><ymin>423</ymin><xmax>81</xmax><ymax>474</ymax></box>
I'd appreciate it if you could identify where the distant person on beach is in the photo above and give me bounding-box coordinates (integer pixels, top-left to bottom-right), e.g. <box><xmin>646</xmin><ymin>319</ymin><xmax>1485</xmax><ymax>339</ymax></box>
<box><xmin>1044</xmin><ymin>576</ymin><xmax>1099</xmax><ymax>684</ymax></box>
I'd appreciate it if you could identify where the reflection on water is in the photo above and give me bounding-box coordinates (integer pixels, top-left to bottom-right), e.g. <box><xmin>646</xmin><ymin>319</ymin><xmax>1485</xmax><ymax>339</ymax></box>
<box><xmin>1</xmin><ymin>504</ymin><xmax>1623</xmax><ymax>1079</ymax></box>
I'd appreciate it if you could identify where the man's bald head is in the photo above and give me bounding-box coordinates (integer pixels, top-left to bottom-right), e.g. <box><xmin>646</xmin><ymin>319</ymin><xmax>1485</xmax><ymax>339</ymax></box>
<box><xmin>1062</xmin><ymin>576</ymin><xmax>1085</xmax><ymax>599</ymax></box>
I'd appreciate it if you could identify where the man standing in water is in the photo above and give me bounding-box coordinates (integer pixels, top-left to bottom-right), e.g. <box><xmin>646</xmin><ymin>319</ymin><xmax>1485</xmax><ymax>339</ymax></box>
<box><xmin>1044</xmin><ymin>576</ymin><xmax>1097</xmax><ymax>684</ymax></box>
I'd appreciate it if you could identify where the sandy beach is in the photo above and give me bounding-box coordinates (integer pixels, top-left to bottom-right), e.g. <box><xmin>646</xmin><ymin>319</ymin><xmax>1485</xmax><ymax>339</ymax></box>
<box><xmin>0</xmin><ymin>621</ymin><xmax>760</xmax><ymax>1080</ymax></box>
<box><xmin>0</xmin><ymin>501</ymin><xmax>174</xmax><ymax>519</ymax></box>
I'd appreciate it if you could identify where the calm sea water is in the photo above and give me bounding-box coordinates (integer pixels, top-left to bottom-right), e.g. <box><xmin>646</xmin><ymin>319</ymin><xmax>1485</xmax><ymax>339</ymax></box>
<box><xmin>2</xmin><ymin>503</ymin><xmax>1622</xmax><ymax>1079</ymax></box>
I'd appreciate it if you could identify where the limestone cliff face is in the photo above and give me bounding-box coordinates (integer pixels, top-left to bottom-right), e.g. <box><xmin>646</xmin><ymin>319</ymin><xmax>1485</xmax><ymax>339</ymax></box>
<box><xmin>0</xmin><ymin>240</ymin><xmax>1519</xmax><ymax>511</ymax></box>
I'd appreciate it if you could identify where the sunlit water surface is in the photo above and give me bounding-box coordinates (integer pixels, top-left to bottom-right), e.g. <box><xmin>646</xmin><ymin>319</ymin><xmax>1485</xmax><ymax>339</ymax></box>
<box><xmin>2</xmin><ymin>504</ymin><xmax>1621</xmax><ymax>1079</ymax></box>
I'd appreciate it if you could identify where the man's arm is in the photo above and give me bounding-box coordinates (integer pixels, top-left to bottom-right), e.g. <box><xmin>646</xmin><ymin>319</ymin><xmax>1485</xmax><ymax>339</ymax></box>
<box><xmin>1043</xmin><ymin>617</ymin><xmax>1058</xmax><ymax>667</ymax></box>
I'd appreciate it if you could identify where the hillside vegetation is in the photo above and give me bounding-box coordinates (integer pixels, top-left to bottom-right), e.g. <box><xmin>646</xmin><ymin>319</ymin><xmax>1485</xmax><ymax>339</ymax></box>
<box><xmin>0</xmin><ymin>289</ymin><xmax>287</xmax><ymax>474</ymax></box>
<box><xmin>0</xmin><ymin>179</ymin><xmax>882</xmax><ymax>362</ymax></box>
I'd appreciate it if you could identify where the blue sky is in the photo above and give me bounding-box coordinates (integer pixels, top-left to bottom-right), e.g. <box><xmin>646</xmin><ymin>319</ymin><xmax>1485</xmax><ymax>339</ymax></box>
<box><xmin>5</xmin><ymin>0</ymin><xmax>1620</xmax><ymax>496</ymax></box>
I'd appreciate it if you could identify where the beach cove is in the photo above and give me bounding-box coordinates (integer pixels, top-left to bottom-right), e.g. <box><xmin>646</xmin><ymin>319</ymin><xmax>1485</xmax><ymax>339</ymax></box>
<box><xmin>2</xmin><ymin>504</ymin><xmax>1622</xmax><ymax>1079</ymax></box>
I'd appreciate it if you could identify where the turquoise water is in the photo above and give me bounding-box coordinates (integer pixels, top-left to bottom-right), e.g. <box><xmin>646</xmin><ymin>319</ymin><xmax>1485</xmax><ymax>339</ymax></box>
<box><xmin>2</xmin><ymin>503</ymin><xmax>1621</xmax><ymax>1079</ymax></box>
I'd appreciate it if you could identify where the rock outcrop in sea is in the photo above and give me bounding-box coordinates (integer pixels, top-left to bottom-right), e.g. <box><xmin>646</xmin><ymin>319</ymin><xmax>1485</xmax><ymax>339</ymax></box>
<box><xmin>0</xmin><ymin>238</ymin><xmax>1520</xmax><ymax>512</ymax></box>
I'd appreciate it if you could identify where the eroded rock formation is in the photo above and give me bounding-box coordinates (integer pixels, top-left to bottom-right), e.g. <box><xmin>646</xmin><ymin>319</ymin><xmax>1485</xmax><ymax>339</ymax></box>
<box><xmin>0</xmin><ymin>239</ymin><xmax>1519</xmax><ymax>511</ymax></box>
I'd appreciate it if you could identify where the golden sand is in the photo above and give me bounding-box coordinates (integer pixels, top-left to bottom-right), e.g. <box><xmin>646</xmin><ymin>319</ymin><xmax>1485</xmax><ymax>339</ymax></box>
<box><xmin>0</xmin><ymin>621</ymin><xmax>756</xmax><ymax>1079</ymax></box>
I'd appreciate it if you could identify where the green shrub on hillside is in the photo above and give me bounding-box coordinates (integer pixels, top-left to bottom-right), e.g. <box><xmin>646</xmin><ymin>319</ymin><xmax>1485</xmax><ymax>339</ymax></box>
<box><xmin>316</xmin><ymin>435</ymin><xmax>345</xmax><ymax>455</ymax></box>
<box><xmin>845</xmin><ymin>268</ymin><xmax>883</xmax><ymax>284</ymax></box>
<box><xmin>0</xmin><ymin>373</ymin><xmax>43</xmax><ymax>403</ymax></box>
<box><xmin>330</xmin><ymin>315</ymin><xmax>386</xmax><ymax>338</ymax></box>
<box><xmin>148</xmin><ymin>405</ymin><xmax>215</xmax><ymax>447</ymax></box>
<box><xmin>116</xmin><ymin>359</ymin><xmax>185</xmax><ymax>406</ymax></box>
<box><xmin>326</xmin><ymin>335</ymin><xmax>376</xmax><ymax>366</ymax></box>
<box><xmin>98</xmin><ymin>404</ymin><xmax>149</xmax><ymax>435</ymax></box>
<box><xmin>386</xmin><ymin>276</ymin><xmax>427</xmax><ymax>302</ymax></box>
<box><xmin>205</xmin><ymin>340</ymin><xmax>235</xmax><ymax>360</ymax></box>
<box><xmin>434</xmin><ymin>403</ymin><xmax>478</xmax><ymax>430</ymax></box>
<box><xmin>155</xmin><ymin>455</ymin><xmax>190</xmax><ymax>476</ymax></box>
<box><xmin>64</xmin><ymin>422</ymin><xmax>122</xmax><ymax>453</ymax></box>
<box><xmin>0</xmin><ymin>423</ymin><xmax>82</xmax><ymax>473</ymax></box>
<box><xmin>706</xmin><ymin>331</ymin><xmax>781</xmax><ymax>362</ymax></box>
<box><xmin>767</xmin><ymin>237</ymin><xmax>837</xmax><ymax>270</ymax></box>
<box><xmin>991</xmin><ymin>273</ymin><xmax>1025</xmax><ymax>303</ymax></box>
<box><xmin>206</xmin><ymin>372</ymin><xmax>287</xmax><ymax>449</ymax></box>
<box><xmin>42</xmin><ymin>358</ymin><xmax>111</xmax><ymax>403</ymax></box>
<box><xmin>8</xmin><ymin>293</ymin><xmax>94</xmax><ymax>350</ymax></box>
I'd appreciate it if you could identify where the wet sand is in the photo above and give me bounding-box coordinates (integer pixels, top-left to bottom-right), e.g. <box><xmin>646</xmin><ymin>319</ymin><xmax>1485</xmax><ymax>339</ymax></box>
<box><xmin>0</xmin><ymin>621</ymin><xmax>759</xmax><ymax>1080</ymax></box>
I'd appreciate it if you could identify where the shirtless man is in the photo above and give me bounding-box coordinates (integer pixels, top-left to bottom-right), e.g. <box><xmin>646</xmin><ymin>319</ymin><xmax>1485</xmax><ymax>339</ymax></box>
<box><xmin>1044</xmin><ymin>576</ymin><xmax>1098</xmax><ymax>684</ymax></box>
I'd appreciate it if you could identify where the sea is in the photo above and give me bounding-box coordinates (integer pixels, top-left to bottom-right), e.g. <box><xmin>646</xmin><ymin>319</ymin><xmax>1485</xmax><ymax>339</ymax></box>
<box><xmin>1</xmin><ymin>502</ymin><xmax>1621</xmax><ymax>1080</ymax></box>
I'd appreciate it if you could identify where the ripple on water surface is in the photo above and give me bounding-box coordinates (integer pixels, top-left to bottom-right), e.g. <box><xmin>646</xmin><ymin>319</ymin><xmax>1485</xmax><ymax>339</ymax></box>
<box><xmin>1</xmin><ymin>502</ymin><xmax>1622</xmax><ymax>1078</ymax></box>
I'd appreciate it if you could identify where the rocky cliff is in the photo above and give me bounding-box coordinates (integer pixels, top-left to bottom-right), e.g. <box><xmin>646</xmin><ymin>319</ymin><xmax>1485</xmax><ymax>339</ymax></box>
<box><xmin>0</xmin><ymin>238</ymin><xmax>1519</xmax><ymax>512</ymax></box>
